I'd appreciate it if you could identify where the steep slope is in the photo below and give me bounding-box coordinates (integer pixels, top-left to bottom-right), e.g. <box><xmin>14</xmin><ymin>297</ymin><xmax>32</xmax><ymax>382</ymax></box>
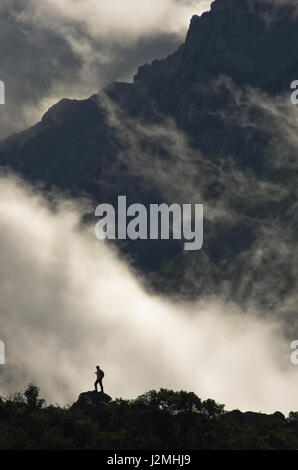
<box><xmin>0</xmin><ymin>0</ymin><xmax>297</xmax><ymax>322</ymax></box>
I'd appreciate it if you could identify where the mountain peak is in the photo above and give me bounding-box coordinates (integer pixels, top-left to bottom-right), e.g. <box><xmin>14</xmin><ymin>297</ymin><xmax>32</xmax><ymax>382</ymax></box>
<box><xmin>1</xmin><ymin>0</ymin><xmax>298</xmax><ymax>294</ymax></box>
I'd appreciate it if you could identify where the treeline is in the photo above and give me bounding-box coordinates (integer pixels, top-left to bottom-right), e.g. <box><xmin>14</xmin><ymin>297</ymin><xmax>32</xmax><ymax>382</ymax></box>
<box><xmin>0</xmin><ymin>384</ymin><xmax>298</xmax><ymax>450</ymax></box>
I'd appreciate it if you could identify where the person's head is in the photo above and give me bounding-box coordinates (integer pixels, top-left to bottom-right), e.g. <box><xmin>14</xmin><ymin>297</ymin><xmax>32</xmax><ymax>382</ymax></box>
<box><xmin>96</xmin><ymin>365</ymin><xmax>100</xmax><ymax>370</ymax></box>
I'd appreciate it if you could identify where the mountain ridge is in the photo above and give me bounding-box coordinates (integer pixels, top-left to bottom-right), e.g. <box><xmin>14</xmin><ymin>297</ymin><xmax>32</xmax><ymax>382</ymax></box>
<box><xmin>0</xmin><ymin>0</ymin><xmax>297</xmax><ymax>323</ymax></box>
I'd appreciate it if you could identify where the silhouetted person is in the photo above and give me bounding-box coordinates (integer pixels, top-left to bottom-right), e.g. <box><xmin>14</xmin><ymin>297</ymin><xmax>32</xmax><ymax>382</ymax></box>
<box><xmin>94</xmin><ymin>365</ymin><xmax>104</xmax><ymax>393</ymax></box>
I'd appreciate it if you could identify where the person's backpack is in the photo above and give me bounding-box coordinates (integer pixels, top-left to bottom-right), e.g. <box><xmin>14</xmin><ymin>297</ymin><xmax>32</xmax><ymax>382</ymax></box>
<box><xmin>100</xmin><ymin>369</ymin><xmax>104</xmax><ymax>379</ymax></box>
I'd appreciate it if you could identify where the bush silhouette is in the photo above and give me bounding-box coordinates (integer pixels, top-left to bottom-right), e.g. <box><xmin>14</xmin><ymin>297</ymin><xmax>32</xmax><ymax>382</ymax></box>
<box><xmin>0</xmin><ymin>384</ymin><xmax>295</xmax><ymax>450</ymax></box>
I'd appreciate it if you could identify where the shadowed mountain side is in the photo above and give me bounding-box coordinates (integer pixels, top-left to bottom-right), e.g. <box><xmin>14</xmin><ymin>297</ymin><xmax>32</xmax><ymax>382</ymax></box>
<box><xmin>0</xmin><ymin>0</ymin><xmax>298</xmax><ymax>320</ymax></box>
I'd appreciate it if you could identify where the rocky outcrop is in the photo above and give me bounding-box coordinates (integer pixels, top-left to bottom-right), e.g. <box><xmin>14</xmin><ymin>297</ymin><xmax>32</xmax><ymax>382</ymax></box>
<box><xmin>72</xmin><ymin>391</ymin><xmax>112</xmax><ymax>412</ymax></box>
<box><xmin>228</xmin><ymin>409</ymin><xmax>286</xmax><ymax>424</ymax></box>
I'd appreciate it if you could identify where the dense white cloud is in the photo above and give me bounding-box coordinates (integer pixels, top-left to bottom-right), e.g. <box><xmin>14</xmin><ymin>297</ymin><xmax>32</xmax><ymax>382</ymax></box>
<box><xmin>32</xmin><ymin>0</ymin><xmax>211</xmax><ymax>40</ymax></box>
<box><xmin>0</xmin><ymin>175</ymin><xmax>297</xmax><ymax>414</ymax></box>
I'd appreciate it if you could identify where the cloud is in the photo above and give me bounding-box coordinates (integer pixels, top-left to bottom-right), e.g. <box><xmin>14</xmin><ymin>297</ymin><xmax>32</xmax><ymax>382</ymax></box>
<box><xmin>0</xmin><ymin>174</ymin><xmax>297</xmax><ymax>414</ymax></box>
<box><xmin>31</xmin><ymin>0</ymin><xmax>210</xmax><ymax>39</ymax></box>
<box><xmin>88</xmin><ymin>79</ymin><xmax>298</xmax><ymax>328</ymax></box>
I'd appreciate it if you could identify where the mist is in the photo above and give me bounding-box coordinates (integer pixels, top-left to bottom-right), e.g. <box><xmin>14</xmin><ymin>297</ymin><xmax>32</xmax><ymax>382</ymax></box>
<box><xmin>0</xmin><ymin>174</ymin><xmax>297</xmax><ymax>414</ymax></box>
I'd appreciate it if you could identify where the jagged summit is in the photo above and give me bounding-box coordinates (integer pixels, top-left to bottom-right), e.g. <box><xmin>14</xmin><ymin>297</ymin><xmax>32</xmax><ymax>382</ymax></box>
<box><xmin>133</xmin><ymin>0</ymin><xmax>297</xmax><ymax>94</ymax></box>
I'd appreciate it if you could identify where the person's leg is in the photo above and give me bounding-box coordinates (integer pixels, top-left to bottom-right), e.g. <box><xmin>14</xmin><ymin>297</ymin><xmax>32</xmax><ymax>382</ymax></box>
<box><xmin>99</xmin><ymin>379</ymin><xmax>104</xmax><ymax>393</ymax></box>
<box><xmin>94</xmin><ymin>380</ymin><xmax>98</xmax><ymax>391</ymax></box>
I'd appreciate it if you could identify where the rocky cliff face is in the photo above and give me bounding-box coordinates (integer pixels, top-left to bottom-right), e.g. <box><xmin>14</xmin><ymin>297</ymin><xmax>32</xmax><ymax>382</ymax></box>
<box><xmin>0</xmin><ymin>0</ymin><xmax>298</xmax><ymax>324</ymax></box>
